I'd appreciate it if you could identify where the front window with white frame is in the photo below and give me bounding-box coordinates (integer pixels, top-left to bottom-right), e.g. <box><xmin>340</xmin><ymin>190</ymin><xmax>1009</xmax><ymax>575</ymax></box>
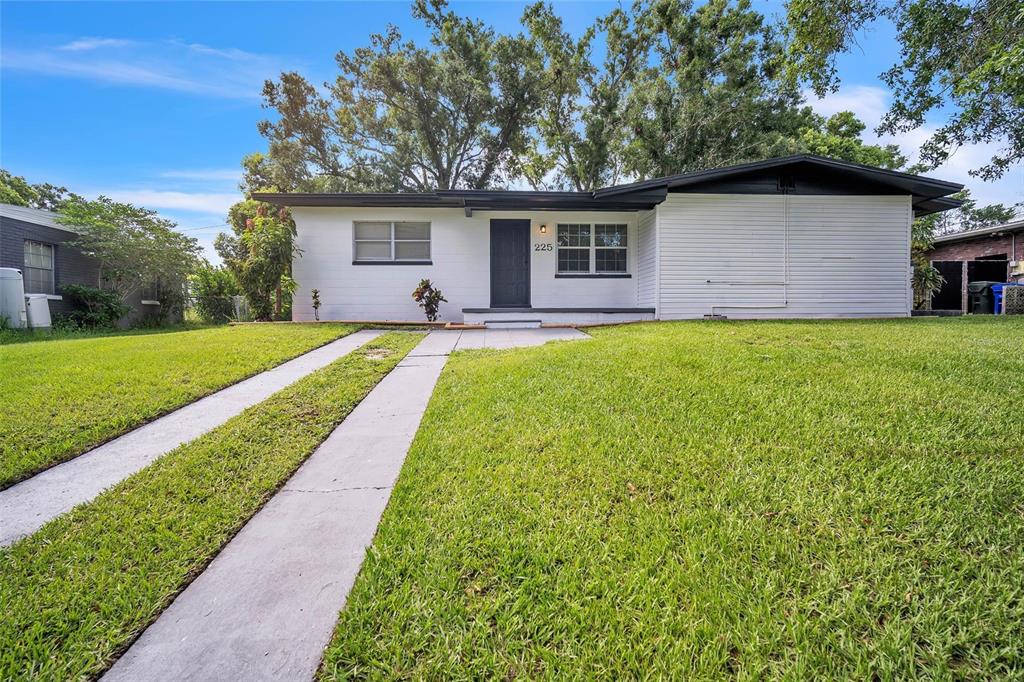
<box><xmin>557</xmin><ymin>223</ymin><xmax>627</xmax><ymax>275</ymax></box>
<box><xmin>23</xmin><ymin>240</ymin><xmax>55</xmax><ymax>294</ymax></box>
<box><xmin>353</xmin><ymin>221</ymin><xmax>431</xmax><ymax>263</ymax></box>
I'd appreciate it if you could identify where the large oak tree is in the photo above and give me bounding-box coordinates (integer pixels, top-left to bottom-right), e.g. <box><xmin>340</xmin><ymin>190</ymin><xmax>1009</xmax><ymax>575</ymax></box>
<box><xmin>622</xmin><ymin>0</ymin><xmax>815</xmax><ymax>179</ymax></box>
<box><xmin>258</xmin><ymin>0</ymin><xmax>542</xmax><ymax>191</ymax></box>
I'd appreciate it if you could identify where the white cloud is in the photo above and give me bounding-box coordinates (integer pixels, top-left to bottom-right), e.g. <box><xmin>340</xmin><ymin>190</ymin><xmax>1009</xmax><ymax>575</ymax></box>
<box><xmin>159</xmin><ymin>168</ymin><xmax>242</xmax><ymax>183</ymax></box>
<box><xmin>803</xmin><ymin>85</ymin><xmax>889</xmax><ymax>126</ymax></box>
<box><xmin>806</xmin><ymin>85</ymin><xmax>1024</xmax><ymax>210</ymax></box>
<box><xmin>2</xmin><ymin>37</ymin><xmax>288</xmax><ymax>100</ymax></box>
<box><xmin>59</xmin><ymin>37</ymin><xmax>136</xmax><ymax>51</ymax></box>
<box><xmin>100</xmin><ymin>189</ymin><xmax>239</xmax><ymax>216</ymax></box>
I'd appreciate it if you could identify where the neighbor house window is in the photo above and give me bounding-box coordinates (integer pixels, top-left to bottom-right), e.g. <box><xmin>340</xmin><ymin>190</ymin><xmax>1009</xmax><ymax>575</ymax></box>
<box><xmin>557</xmin><ymin>223</ymin><xmax>627</xmax><ymax>274</ymax></box>
<box><xmin>353</xmin><ymin>221</ymin><xmax>431</xmax><ymax>262</ymax></box>
<box><xmin>23</xmin><ymin>240</ymin><xmax>54</xmax><ymax>294</ymax></box>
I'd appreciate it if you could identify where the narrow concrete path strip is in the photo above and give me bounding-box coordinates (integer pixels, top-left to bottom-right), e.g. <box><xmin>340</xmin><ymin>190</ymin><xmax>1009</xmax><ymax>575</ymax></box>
<box><xmin>0</xmin><ymin>329</ymin><xmax>382</xmax><ymax>547</ymax></box>
<box><xmin>453</xmin><ymin>327</ymin><xmax>589</xmax><ymax>350</ymax></box>
<box><xmin>103</xmin><ymin>331</ymin><xmax>461</xmax><ymax>682</ymax></box>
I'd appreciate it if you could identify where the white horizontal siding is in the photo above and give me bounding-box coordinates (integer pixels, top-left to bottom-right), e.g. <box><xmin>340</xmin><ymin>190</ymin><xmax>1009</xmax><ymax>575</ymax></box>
<box><xmin>637</xmin><ymin>208</ymin><xmax>657</xmax><ymax>308</ymax></box>
<box><xmin>290</xmin><ymin>207</ymin><xmax>638</xmax><ymax>322</ymax></box>
<box><xmin>656</xmin><ymin>193</ymin><xmax>912</xmax><ymax>319</ymax></box>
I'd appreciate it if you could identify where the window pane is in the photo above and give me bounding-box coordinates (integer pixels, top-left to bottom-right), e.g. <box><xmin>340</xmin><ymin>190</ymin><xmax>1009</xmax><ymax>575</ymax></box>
<box><xmin>354</xmin><ymin>221</ymin><xmax>391</xmax><ymax>241</ymax></box>
<box><xmin>557</xmin><ymin>248</ymin><xmax>589</xmax><ymax>273</ymax></box>
<box><xmin>557</xmin><ymin>224</ymin><xmax>591</xmax><ymax>247</ymax></box>
<box><xmin>354</xmin><ymin>241</ymin><xmax>391</xmax><ymax>260</ymax></box>
<box><xmin>25</xmin><ymin>241</ymin><xmax>53</xmax><ymax>269</ymax></box>
<box><xmin>596</xmin><ymin>248</ymin><xmax>627</xmax><ymax>273</ymax></box>
<box><xmin>395</xmin><ymin>241</ymin><xmax>430</xmax><ymax>260</ymax></box>
<box><xmin>595</xmin><ymin>224</ymin><xmax>627</xmax><ymax>248</ymax></box>
<box><xmin>24</xmin><ymin>267</ymin><xmax>53</xmax><ymax>294</ymax></box>
<box><xmin>394</xmin><ymin>222</ymin><xmax>429</xmax><ymax>240</ymax></box>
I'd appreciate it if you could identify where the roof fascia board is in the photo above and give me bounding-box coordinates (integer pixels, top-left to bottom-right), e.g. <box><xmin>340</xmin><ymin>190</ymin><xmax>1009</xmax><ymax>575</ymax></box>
<box><xmin>933</xmin><ymin>220</ymin><xmax>1024</xmax><ymax>243</ymax></box>
<box><xmin>594</xmin><ymin>154</ymin><xmax>963</xmax><ymax>199</ymax></box>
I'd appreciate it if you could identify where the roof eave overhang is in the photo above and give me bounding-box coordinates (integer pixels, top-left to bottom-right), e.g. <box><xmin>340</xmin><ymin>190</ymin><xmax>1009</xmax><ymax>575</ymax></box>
<box><xmin>593</xmin><ymin>154</ymin><xmax>963</xmax><ymax>201</ymax></box>
<box><xmin>913</xmin><ymin>196</ymin><xmax>965</xmax><ymax>217</ymax></box>
<box><xmin>933</xmin><ymin>220</ymin><xmax>1024</xmax><ymax>243</ymax></box>
<box><xmin>253</xmin><ymin>188</ymin><xmax>666</xmax><ymax>212</ymax></box>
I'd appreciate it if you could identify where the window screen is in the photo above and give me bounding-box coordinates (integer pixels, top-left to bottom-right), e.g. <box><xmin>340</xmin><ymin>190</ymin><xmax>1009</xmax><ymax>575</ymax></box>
<box><xmin>353</xmin><ymin>221</ymin><xmax>431</xmax><ymax>261</ymax></box>
<box><xmin>556</xmin><ymin>224</ymin><xmax>627</xmax><ymax>274</ymax></box>
<box><xmin>23</xmin><ymin>241</ymin><xmax>54</xmax><ymax>294</ymax></box>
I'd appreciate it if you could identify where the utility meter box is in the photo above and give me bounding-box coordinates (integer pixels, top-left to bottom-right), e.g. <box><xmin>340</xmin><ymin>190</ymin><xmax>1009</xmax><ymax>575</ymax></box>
<box><xmin>0</xmin><ymin>268</ymin><xmax>28</xmax><ymax>328</ymax></box>
<box><xmin>25</xmin><ymin>294</ymin><xmax>52</xmax><ymax>328</ymax></box>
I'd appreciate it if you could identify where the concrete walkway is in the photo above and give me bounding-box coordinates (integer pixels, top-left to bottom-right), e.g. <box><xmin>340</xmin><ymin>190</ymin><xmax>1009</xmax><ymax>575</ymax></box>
<box><xmin>0</xmin><ymin>329</ymin><xmax>382</xmax><ymax>547</ymax></box>
<box><xmin>103</xmin><ymin>328</ymin><xmax>584</xmax><ymax>682</ymax></box>
<box><xmin>453</xmin><ymin>326</ymin><xmax>589</xmax><ymax>350</ymax></box>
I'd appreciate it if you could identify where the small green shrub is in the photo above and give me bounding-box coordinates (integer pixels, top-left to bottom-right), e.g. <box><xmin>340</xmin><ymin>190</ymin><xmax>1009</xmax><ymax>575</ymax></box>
<box><xmin>190</xmin><ymin>264</ymin><xmax>241</xmax><ymax>323</ymax></box>
<box><xmin>58</xmin><ymin>284</ymin><xmax>129</xmax><ymax>329</ymax></box>
<box><xmin>412</xmin><ymin>279</ymin><xmax>447</xmax><ymax>322</ymax></box>
<box><xmin>311</xmin><ymin>288</ymin><xmax>322</xmax><ymax>321</ymax></box>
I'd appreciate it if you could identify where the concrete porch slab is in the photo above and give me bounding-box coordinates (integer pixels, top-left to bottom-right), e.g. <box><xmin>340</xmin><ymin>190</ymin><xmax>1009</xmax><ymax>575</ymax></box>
<box><xmin>452</xmin><ymin>327</ymin><xmax>589</xmax><ymax>350</ymax></box>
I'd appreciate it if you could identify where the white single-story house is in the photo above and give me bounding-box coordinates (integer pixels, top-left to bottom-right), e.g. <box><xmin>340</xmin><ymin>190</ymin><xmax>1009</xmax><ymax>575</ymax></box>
<box><xmin>255</xmin><ymin>155</ymin><xmax>963</xmax><ymax>326</ymax></box>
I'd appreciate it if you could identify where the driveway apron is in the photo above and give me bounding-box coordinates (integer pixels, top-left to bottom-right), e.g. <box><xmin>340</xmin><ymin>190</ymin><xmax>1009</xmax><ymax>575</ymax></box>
<box><xmin>102</xmin><ymin>330</ymin><xmax>462</xmax><ymax>682</ymax></box>
<box><xmin>0</xmin><ymin>329</ymin><xmax>382</xmax><ymax>547</ymax></box>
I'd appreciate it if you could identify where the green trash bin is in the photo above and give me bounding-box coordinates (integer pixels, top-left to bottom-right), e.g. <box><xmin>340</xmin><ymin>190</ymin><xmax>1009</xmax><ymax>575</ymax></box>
<box><xmin>967</xmin><ymin>281</ymin><xmax>1000</xmax><ymax>314</ymax></box>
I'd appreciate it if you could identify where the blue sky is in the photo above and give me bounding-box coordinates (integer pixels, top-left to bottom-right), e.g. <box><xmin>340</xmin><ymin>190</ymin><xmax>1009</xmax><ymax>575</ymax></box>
<box><xmin>2</xmin><ymin>1</ymin><xmax>1020</xmax><ymax>261</ymax></box>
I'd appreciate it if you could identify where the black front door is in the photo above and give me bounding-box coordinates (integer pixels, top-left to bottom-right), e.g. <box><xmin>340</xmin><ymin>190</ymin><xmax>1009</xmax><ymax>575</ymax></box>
<box><xmin>490</xmin><ymin>219</ymin><xmax>531</xmax><ymax>307</ymax></box>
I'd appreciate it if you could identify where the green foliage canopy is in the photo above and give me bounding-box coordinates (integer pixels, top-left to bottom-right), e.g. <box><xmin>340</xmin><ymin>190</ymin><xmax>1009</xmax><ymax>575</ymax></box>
<box><xmin>190</xmin><ymin>263</ymin><xmax>242</xmax><ymax>324</ymax></box>
<box><xmin>216</xmin><ymin>204</ymin><xmax>297</xmax><ymax>321</ymax></box>
<box><xmin>799</xmin><ymin>111</ymin><xmax>907</xmax><ymax>169</ymax></box>
<box><xmin>58</xmin><ymin>196</ymin><xmax>201</xmax><ymax>303</ymax></box>
<box><xmin>258</xmin><ymin>0</ymin><xmax>542</xmax><ymax>191</ymax></box>
<box><xmin>622</xmin><ymin>0</ymin><xmax>814</xmax><ymax>178</ymax></box>
<box><xmin>784</xmin><ymin>0</ymin><xmax>1024</xmax><ymax>180</ymax></box>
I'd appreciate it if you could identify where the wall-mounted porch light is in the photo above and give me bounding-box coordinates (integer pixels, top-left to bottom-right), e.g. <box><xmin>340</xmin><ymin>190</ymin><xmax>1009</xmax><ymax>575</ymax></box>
<box><xmin>539</xmin><ymin>224</ymin><xmax>547</xmax><ymax>234</ymax></box>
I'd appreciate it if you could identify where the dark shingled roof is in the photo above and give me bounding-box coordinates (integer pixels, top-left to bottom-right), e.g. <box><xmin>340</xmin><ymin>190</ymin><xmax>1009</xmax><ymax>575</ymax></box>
<box><xmin>254</xmin><ymin>154</ymin><xmax>963</xmax><ymax>216</ymax></box>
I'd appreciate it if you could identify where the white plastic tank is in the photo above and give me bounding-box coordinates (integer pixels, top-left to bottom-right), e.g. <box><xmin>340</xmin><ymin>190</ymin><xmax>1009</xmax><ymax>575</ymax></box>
<box><xmin>25</xmin><ymin>294</ymin><xmax>52</xmax><ymax>328</ymax></box>
<box><xmin>0</xmin><ymin>268</ymin><xmax>28</xmax><ymax>329</ymax></box>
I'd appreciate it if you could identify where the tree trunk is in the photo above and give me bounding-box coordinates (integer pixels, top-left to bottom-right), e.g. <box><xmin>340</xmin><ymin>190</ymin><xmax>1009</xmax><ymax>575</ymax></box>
<box><xmin>274</xmin><ymin>285</ymin><xmax>282</xmax><ymax>318</ymax></box>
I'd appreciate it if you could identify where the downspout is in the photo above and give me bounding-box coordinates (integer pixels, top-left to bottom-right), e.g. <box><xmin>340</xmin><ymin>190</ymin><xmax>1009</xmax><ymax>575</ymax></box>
<box><xmin>709</xmin><ymin>192</ymin><xmax>790</xmax><ymax>317</ymax></box>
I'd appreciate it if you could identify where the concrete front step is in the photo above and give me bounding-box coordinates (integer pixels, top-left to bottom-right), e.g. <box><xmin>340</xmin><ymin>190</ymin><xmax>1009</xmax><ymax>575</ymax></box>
<box><xmin>464</xmin><ymin>307</ymin><xmax>655</xmax><ymax>326</ymax></box>
<box><xmin>483</xmin><ymin>319</ymin><xmax>542</xmax><ymax>329</ymax></box>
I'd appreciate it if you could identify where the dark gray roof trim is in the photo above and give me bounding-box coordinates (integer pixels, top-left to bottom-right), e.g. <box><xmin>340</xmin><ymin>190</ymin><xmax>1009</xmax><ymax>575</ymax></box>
<box><xmin>594</xmin><ymin>154</ymin><xmax>962</xmax><ymax>198</ymax></box>
<box><xmin>254</xmin><ymin>188</ymin><xmax>667</xmax><ymax>211</ymax></box>
<box><xmin>933</xmin><ymin>219</ymin><xmax>1024</xmax><ymax>244</ymax></box>
<box><xmin>253</xmin><ymin>154</ymin><xmax>962</xmax><ymax>214</ymax></box>
<box><xmin>914</xmin><ymin>196</ymin><xmax>964</xmax><ymax>217</ymax></box>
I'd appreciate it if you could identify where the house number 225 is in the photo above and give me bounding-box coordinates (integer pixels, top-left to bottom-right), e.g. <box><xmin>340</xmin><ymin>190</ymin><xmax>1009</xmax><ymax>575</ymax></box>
<box><xmin>534</xmin><ymin>243</ymin><xmax>553</xmax><ymax>251</ymax></box>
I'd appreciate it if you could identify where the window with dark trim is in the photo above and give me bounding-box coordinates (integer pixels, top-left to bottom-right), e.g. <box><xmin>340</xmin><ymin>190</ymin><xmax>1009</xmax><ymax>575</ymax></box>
<box><xmin>353</xmin><ymin>221</ymin><xmax>431</xmax><ymax>262</ymax></box>
<box><xmin>556</xmin><ymin>223</ymin><xmax>627</xmax><ymax>274</ymax></box>
<box><xmin>23</xmin><ymin>240</ymin><xmax>55</xmax><ymax>294</ymax></box>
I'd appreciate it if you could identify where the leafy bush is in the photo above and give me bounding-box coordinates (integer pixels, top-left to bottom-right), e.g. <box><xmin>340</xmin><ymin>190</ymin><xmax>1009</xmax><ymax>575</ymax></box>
<box><xmin>412</xmin><ymin>279</ymin><xmax>447</xmax><ymax>322</ymax></box>
<box><xmin>190</xmin><ymin>264</ymin><xmax>241</xmax><ymax>323</ymax></box>
<box><xmin>216</xmin><ymin>202</ymin><xmax>297</xmax><ymax>321</ymax></box>
<box><xmin>57</xmin><ymin>284</ymin><xmax>129</xmax><ymax>329</ymax></box>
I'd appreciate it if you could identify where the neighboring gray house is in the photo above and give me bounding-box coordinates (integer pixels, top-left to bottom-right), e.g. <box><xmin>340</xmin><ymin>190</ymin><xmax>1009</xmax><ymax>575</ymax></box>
<box><xmin>0</xmin><ymin>203</ymin><xmax>100</xmax><ymax>317</ymax></box>
<box><xmin>256</xmin><ymin>155</ymin><xmax>963</xmax><ymax>325</ymax></box>
<box><xmin>0</xmin><ymin>203</ymin><xmax>163</xmax><ymax>324</ymax></box>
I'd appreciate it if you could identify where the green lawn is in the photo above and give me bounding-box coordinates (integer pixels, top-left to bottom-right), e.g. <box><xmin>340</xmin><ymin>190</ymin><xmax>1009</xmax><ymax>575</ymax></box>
<box><xmin>0</xmin><ymin>332</ymin><xmax>423</xmax><ymax>680</ymax></box>
<box><xmin>0</xmin><ymin>322</ymin><xmax>358</xmax><ymax>488</ymax></box>
<box><xmin>322</xmin><ymin>318</ymin><xmax>1024</xmax><ymax>679</ymax></box>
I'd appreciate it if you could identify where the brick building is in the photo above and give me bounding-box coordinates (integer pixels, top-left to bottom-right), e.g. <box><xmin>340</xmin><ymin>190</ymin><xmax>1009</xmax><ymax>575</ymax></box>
<box><xmin>926</xmin><ymin>219</ymin><xmax>1024</xmax><ymax>311</ymax></box>
<box><xmin>0</xmin><ymin>203</ymin><xmax>168</xmax><ymax>324</ymax></box>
